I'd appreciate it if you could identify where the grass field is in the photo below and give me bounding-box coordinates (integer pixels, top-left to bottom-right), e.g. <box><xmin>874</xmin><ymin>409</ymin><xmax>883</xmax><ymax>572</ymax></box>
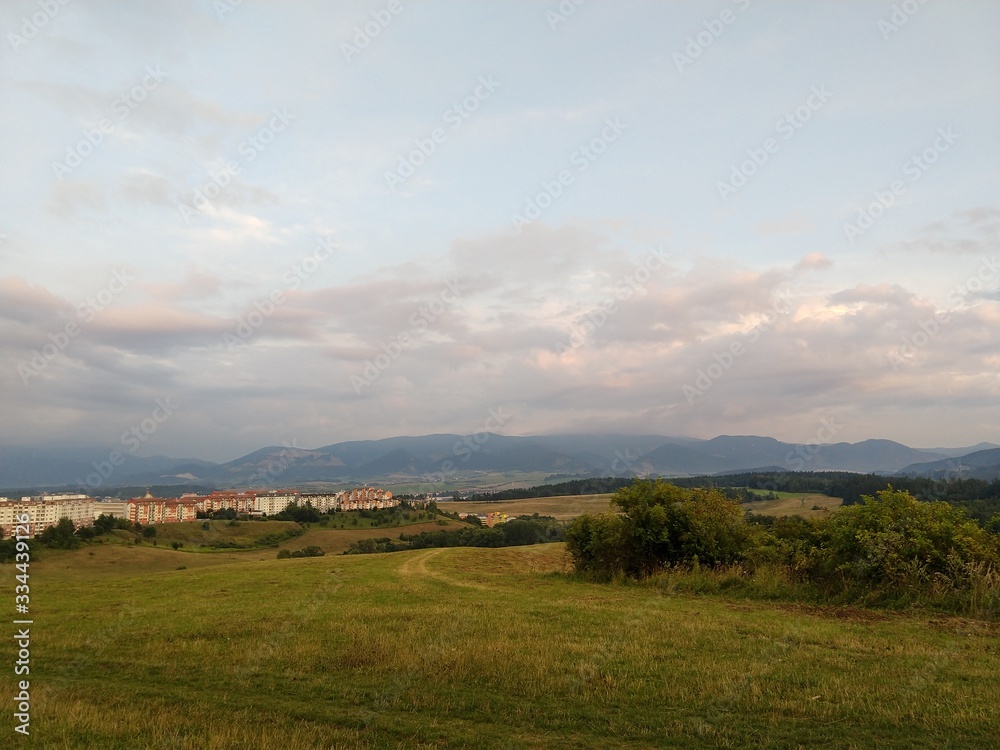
<box><xmin>446</xmin><ymin>492</ymin><xmax>842</xmax><ymax>520</ymax></box>
<box><xmin>276</xmin><ymin>518</ymin><xmax>462</xmax><ymax>556</ymax></box>
<box><xmin>13</xmin><ymin>541</ymin><xmax>999</xmax><ymax>748</ymax></box>
<box><xmin>744</xmin><ymin>493</ymin><xmax>843</xmax><ymax>519</ymax></box>
<box><xmin>446</xmin><ymin>493</ymin><xmax>614</xmax><ymax>519</ymax></box>
<box><xmin>149</xmin><ymin>519</ymin><xmax>303</xmax><ymax>550</ymax></box>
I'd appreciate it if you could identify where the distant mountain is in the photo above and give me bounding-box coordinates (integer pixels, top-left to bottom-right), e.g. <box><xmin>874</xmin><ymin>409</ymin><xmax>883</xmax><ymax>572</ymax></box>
<box><xmin>915</xmin><ymin>443</ymin><xmax>1000</xmax><ymax>459</ymax></box>
<box><xmin>897</xmin><ymin>448</ymin><xmax>1000</xmax><ymax>481</ymax></box>
<box><xmin>0</xmin><ymin>446</ymin><xmax>215</xmax><ymax>491</ymax></box>
<box><xmin>0</xmin><ymin>433</ymin><xmax>985</xmax><ymax>490</ymax></box>
<box><xmin>637</xmin><ymin>436</ymin><xmax>943</xmax><ymax>475</ymax></box>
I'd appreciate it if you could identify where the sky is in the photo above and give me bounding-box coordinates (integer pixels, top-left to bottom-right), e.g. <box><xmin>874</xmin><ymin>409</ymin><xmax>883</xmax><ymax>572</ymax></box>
<box><xmin>1</xmin><ymin>0</ymin><xmax>998</xmax><ymax>463</ymax></box>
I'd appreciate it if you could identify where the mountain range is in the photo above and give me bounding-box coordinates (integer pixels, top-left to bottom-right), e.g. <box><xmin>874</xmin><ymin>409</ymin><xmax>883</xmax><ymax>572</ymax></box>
<box><xmin>1</xmin><ymin>434</ymin><xmax>998</xmax><ymax>492</ymax></box>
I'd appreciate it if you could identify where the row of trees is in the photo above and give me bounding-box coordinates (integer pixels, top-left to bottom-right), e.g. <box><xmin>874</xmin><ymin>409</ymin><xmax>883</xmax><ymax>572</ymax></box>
<box><xmin>344</xmin><ymin>515</ymin><xmax>566</xmax><ymax>555</ymax></box>
<box><xmin>463</xmin><ymin>477</ymin><xmax>634</xmax><ymax>503</ymax></box>
<box><xmin>565</xmin><ymin>479</ymin><xmax>1000</xmax><ymax>610</ymax></box>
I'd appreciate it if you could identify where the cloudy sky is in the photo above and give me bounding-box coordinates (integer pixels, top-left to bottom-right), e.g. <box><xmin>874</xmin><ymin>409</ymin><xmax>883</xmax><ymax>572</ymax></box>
<box><xmin>1</xmin><ymin>0</ymin><xmax>998</xmax><ymax>462</ymax></box>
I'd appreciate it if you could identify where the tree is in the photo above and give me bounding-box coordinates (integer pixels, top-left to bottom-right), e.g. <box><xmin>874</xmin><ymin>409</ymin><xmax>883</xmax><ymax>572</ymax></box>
<box><xmin>39</xmin><ymin>518</ymin><xmax>79</xmax><ymax>550</ymax></box>
<box><xmin>93</xmin><ymin>514</ymin><xmax>117</xmax><ymax>535</ymax></box>
<box><xmin>566</xmin><ymin>479</ymin><xmax>754</xmax><ymax>578</ymax></box>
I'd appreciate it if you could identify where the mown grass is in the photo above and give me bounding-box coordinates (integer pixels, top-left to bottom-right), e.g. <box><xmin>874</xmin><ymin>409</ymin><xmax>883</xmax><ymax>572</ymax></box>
<box><xmin>743</xmin><ymin>492</ymin><xmax>844</xmax><ymax>519</ymax></box>
<box><xmin>8</xmin><ymin>542</ymin><xmax>999</xmax><ymax>748</ymax></box>
<box><xmin>447</xmin><ymin>493</ymin><xmax>615</xmax><ymax>519</ymax></box>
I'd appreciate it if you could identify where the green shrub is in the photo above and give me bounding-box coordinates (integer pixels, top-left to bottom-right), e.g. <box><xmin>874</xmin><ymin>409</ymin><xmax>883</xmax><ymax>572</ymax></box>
<box><xmin>809</xmin><ymin>487</ymin><xmax>1000</xmax><ymax>592</ymax></box>
<box><xmin>567</xmin><ymin>480</ymin><xmax>754</xmax><ymax>578</ymax></box>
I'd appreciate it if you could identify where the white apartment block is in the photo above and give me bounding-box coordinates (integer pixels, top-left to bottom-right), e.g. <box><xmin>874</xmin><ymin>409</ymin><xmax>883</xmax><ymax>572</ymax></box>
<box><xmin>253</xmin><ymin>491</ymin><xmax>300</xmax><ymax>516</ymax></box>
<box><xmin>93</xmin><ymin>501</ymin><xmax>128</xmax><ymax>519</ymax></box>
<box><xmin>0</xmin><ymin>495</ymin><xmax>96</xmax><ymax>538</ymax></box>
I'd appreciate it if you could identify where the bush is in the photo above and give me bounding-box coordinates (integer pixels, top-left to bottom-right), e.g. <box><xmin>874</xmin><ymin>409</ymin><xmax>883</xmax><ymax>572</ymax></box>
<box><xmin>276</xmin><ymin>549</ymin><xmax>291</xmax><ymax>559</ymax></box>
<box><xmin>289</xmin><ymin>545</ymin><xmax>325</xmax><ymax>558</ymax></box>
<box><xmin>567</xmin><ymin>480</ymin><xmax>754</xmax><ymax>578</ymax></box>
<box><xmin>808</xmin><ymin>487</ymin><xmax>1000</xmax><ymax>593</ymax></box>
<box><xmin>564</xmin><ymin>512</ymin><xmax>634</xmax><ymax>578</ymax></box>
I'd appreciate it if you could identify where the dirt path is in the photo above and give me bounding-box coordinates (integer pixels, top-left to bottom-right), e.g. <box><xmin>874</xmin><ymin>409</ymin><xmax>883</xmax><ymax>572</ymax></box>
<box><xmin>395</xmin><ymin>548</ymin><xmax>489</xmax><ymax>590</ymax></box>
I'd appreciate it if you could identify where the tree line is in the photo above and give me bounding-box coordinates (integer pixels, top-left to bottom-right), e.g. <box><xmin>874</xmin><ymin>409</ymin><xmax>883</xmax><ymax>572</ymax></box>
<box><xmin>344</xmin><ymin>515</ymin><xmax>566</xmax><ymax>555</ymax></box>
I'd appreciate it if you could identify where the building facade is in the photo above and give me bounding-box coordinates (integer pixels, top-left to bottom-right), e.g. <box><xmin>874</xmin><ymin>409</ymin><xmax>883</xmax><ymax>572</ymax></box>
<box><xmin>0</xmin><ymin>495</ymin><xmax>96</xmax><ymax>538</ymax></box>
<box><xmin>126</xmin><ymin>495</ymin><xmax>200</xmax><ymax>525</ymax></box>
<box><xmin>253</xmin><ymin>491</ymin><xmax>300</xmax><ymax>516</ymax></box>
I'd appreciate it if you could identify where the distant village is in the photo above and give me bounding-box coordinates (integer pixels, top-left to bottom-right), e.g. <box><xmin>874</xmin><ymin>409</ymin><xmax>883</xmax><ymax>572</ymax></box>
<box><xmin>0</xmin><ymin>487</ymin><xmax>396</xmax><ymax>538</ymax></box>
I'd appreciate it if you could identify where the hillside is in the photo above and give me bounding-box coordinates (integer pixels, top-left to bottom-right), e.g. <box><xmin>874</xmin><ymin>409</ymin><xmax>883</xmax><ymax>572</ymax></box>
<box><xmin>898</xmin><ymin>448</ymin><xmax>1000</xmax><ymax>481</ymax></box>
<box><xmin>23</xmin><ymin>544</ymin><xmax>1000</xmax><ymax>748</ymax></box>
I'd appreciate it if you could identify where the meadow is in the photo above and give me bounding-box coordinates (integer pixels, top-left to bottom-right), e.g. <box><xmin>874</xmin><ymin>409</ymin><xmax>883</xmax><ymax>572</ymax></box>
<box><xmin>743</xmin><ymin>492</ymin><xmax>844</xmax><ymax>519</ymax></box>
<box><xmin>446</xmin><ymin>493</ymin><xmax>614</xmax><ymax>519</ymax></box>
<box><xmin>11</xmin><ymin>537</ymin><xmax>999</xmax><ymax>749</ymax></box>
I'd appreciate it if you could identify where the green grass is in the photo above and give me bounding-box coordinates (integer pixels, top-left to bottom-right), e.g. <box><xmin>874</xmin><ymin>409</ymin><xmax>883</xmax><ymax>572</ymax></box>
<box><xmin>149</xmin><ymin>520</ymin><xmax>303</xmax><ymax>551</ymax></box>
<box><xmin>11</xmin><ymin>542</ymin><xmax>999</xmax><ymax>748</ymax></box>
<box><xmin>743</xmin><ymin>492</ymin><xmax>843</xmax><ymax>518</ymax></box>
<box><xmin>447</xmin><ymin>493</ymin><xmax>614</xmax><ymax>519</ymax></box>
<box><xmin>313</xmin><ymin>509</ymin><xmax>440</xmax><ymax>530</ymax></box>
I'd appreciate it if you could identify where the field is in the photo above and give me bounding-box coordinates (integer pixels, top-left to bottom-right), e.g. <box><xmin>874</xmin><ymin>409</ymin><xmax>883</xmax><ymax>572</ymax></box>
<box><xmin>446</xmin><ymin>493</ymin><xmax>614</xmax><ymax>519</ymax></box>
<box><xmin>147</xmin><ymin>520</ymin><xmax>303</xmax><ymax>551</ymax></box>
<box><xmin>446</xmin><ymin>492</ymin><xmax>842</xmax><ymax>520</ymax></box>
<box><xmin>744</xmin><ymin>492</ymin><xmax>844</xmax><ymax>519</ymax></box>
<box><xmin>12</xmin><ymin>540</ymin><xmax>999</xmax><ymax>748</ymax></box>
<box><xmin>276</xmin><ymin>519</ymin><xmax>462</xmax><ymax>556</ymax></box>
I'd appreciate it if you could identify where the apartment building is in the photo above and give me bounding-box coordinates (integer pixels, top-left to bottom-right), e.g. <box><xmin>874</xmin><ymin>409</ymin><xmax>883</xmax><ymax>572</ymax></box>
<box><xmin>126</xmin><ymin>495</ymin><xmax>200</xmax><ymax>525</ymax></box>
<box><xmin>253</xmin><ymin>491</ymin><xmax>300</xmax><ymax>516</ymax></box>
<box><xmin>0</xmin><ymin>494</ymin><xmax>96</xmax><ymax>537</ymax></box>
<box><xmin>196</xmin><ymin>491</ymin><xmax>257</xmax><ymax>515</ymax></box>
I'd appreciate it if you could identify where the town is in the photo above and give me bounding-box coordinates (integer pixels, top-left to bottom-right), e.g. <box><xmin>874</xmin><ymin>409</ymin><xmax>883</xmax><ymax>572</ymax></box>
<box><xmin>0</xmin><ymin>487</ymin><xmax>396</xmax><ymax>538</ymax></box>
